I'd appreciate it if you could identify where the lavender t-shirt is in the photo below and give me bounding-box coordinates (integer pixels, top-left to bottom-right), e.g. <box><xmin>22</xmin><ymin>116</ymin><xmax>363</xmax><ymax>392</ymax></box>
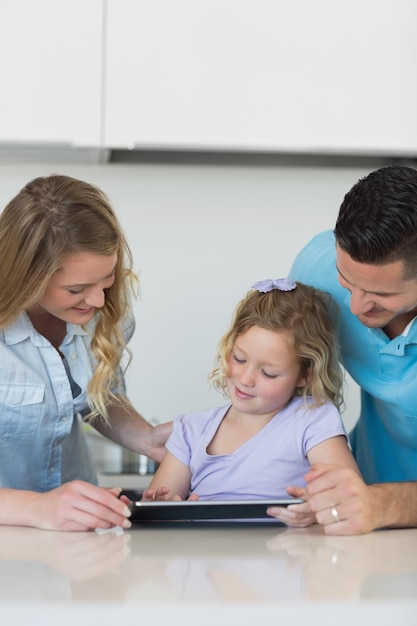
<box><xmin>166</xmin><ymin>396</ymin><xmax>347</xmax><ymax>500</ymax></box>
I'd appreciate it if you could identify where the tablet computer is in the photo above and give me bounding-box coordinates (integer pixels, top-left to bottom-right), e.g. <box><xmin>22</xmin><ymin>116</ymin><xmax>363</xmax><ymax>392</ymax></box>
<box><xmin>129</xmin><ymin>498</ymin><xmax>303</xmax><ymax>522</ymax></box>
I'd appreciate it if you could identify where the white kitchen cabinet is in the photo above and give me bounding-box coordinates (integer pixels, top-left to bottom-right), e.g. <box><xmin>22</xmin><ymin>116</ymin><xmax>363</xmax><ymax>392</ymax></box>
<box><xmin>0</xmin><ymin>0</ymin><xmax>103</xmax><ymax>147</ymax></box>
<box><xmin>104</xmin><ymin>0</ymin><xmax>417</xmax><ymax>154</ymax></box>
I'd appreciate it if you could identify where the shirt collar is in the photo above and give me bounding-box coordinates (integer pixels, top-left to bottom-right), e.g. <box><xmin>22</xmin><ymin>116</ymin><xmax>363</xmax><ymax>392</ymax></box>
<box><xmin>3</xmin><ymin>312</ymin><xmax>90</xmax><ymax>346</ymax></box>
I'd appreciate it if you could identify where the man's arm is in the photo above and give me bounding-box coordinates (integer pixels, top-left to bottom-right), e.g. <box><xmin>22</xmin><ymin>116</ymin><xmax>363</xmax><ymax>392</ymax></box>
<box><xmin>305</xmin><ymin>464</ymin><xmax>417</xmax><ymax>534</ymax></box>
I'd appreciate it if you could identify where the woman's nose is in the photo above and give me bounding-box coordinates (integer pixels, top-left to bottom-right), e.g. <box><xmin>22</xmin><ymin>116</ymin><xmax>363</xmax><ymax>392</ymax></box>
<box><xmin>85</xmin><ymin>287</ymin><xmax>105</xmax><ymax>308</ymax></box>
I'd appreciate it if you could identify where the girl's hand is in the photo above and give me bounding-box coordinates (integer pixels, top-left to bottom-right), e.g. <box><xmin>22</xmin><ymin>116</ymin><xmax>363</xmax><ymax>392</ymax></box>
<box><xmin>267</xmin><ymin>486</ymin><xmax>317</xmax><ymax>528</ymax></box>
<box><xmin>141</xmin><ymin>486</ymin><xmax>170</xmax><ymax>501</ymax></box>
<box><xmin>141</xmin><ymin>489</ymin><xmax>200</xmax><ymax>502</ymax></box>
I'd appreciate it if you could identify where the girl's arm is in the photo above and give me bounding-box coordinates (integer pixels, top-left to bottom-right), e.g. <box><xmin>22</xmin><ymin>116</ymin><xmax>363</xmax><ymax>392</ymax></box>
<box><xmin>141</xmin><ymin>451</ymin><xmax>192</xmax><ymax>501</ymax></box>
<box><xmin>306</xmin><ymin>435</ymin><xmax>361</xmax><ymax>474</ymax></box>
<box><xmin>267</xmin><ymin>436</ymin><xmax>360</xmax><ymax>528</ymax></box>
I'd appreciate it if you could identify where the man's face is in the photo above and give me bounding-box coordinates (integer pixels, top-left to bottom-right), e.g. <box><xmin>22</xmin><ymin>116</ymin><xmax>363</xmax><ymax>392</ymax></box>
<box><xmin>336</xmin><ymin>244</ymin><xmax>417</xmax><ymax>335</ymax></box>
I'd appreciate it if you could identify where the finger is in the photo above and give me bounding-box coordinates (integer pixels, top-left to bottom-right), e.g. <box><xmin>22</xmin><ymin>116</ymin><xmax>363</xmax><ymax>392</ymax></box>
<box><xmin>316</xmin><ymin>505</ymin><xmax>342</xmax><ymax>527</ymax></box>
<box><xmin>304</xmin><ymin>462</ymin><xmax>338</xmax><ymax>482</ymax></box>
<box><xmin>107</xmin><ymin>487</ymin><xmax>123</xmax><ymax>497</ymax></box>
<box><xmin>71</xmin><ymin>484</ymin><xmax>132</xmax><ymax>528</ymax></box>
<box><xmin>141</xmin><ymin>488</ymin><xmax>156</xmax><ymax>501</ymax></box>
<box><xmin>268</xmin><ymin>508</ymin><xmax>316</xmax><ymax>528</ymax></box>
<box><xmin>286</xmin><ymin>485</ymin><xmax>307</xmax><ymax>499</ymax></box>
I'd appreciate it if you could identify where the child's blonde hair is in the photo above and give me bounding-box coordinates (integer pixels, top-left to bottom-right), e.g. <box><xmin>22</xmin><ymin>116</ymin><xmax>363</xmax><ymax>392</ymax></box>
<box><xmin>209</xmin><ymin>280</ymin><xmax>343</xmax><ymax>408</ymax></box>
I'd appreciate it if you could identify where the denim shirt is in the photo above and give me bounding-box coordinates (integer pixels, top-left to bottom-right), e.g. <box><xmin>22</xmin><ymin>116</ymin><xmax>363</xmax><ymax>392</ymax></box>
<box><xmin>0</xmin><ymin>312</ymin><xmax>133</xmax><ymax>492</ymax></box>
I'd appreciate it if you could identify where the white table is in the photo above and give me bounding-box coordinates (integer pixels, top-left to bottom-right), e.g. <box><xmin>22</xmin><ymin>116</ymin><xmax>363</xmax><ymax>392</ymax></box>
<box><xmin>0</xmin><ymin>522</ymin><xmax>416</xmax><ymax>625</ymax></box>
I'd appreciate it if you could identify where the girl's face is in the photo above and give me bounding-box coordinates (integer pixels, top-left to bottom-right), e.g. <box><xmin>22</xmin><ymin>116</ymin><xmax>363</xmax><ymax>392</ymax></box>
<box><xmin>30</xmin><ymin>252</ymin><xmax>117</xmax><ymax>325</ymax></box>
<box><xmin>226</xmin><ymin>325</ymin><xmax>307</xmax><ymax>420</ymax></box>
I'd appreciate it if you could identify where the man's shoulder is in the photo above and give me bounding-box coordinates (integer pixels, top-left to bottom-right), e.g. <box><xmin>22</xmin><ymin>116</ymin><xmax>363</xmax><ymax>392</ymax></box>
<box><xmin>289</xmin><ymin>230</ymin><xmax>337</xmax><ymax>292</ymax></box>
<box><xmin>296</xmin><ymin>230</ymin><xmax>335</xmax><ymax>260</ymax></box>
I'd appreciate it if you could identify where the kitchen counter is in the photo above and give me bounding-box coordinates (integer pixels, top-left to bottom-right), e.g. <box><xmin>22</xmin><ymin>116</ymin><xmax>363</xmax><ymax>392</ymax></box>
<box><xmin>0</xmin><ymin>522</ymin><xmax>416</xmax><ymax>625</ymax></box>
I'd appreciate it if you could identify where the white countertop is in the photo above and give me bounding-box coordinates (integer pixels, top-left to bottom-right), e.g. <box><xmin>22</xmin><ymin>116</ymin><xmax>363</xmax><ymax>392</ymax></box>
<box><xmin>97</xmin><ymin>471</ymin><xmax>151</xmax><ymax>491</ymax></box>
<box><xmin>0</xmin><ymin>522</ymin><xmax>416</xmax><ymax>625</ymax></box>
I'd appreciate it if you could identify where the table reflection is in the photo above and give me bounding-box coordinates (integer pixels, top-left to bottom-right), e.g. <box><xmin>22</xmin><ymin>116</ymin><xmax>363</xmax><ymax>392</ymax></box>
<box><xmin>0</xmin><ymin>523</ymin><xmax>416</xmax><ymax>604</ymax></box>
<box><xmin>0</xmin><ymin>525</ymin><xmax>131</xmax><ymax>602</ymax></box>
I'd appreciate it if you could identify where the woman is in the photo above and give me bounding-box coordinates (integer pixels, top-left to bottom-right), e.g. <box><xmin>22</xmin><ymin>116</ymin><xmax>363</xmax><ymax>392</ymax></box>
<box><xmin>0</xmin><ymin>174</ymin><xmax>171</xmax><ymax>531</ymax></box>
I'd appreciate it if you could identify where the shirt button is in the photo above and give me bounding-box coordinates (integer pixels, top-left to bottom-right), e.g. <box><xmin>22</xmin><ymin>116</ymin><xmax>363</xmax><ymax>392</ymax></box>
<box><xmin>60</xmin><ymin>416</ymin><xmax>69</xmax><ymax>422</ymax></box>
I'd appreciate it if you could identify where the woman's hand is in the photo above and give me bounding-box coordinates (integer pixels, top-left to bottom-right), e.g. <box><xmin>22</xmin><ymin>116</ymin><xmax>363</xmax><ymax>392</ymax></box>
<box><xmin>147</xmin><ymin>421</ymin><xmax>173</xmax><ymax>463</ymax></box>
<box><xmin>28</xmin><ymin>482</ymin><xmax>133</xmax><ymax>531</ymax></box>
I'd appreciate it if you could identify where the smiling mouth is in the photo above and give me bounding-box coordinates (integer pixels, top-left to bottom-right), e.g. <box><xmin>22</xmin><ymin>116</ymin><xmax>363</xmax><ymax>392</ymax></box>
<box><xmin>73</xmin><ymin>307</ymin><xmax>94</xmax><ymax>314</ymax></box>
<box><xmin>363</xmin><ymin>309</ymin><xmax>385</xmax><ymax>317</ymax></box>
<box><xmin>234</xmin><ymin>386</ymin><xmax>255</xmax><ymax>400</ymax></box>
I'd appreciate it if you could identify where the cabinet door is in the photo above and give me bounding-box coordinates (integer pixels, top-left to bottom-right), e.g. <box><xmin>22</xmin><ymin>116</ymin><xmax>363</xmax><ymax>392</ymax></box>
<box><xmin>104</xmin><ymin>0</ymin><xmax>417</xmax><ymax>154</ymax></box>
<box><xmin>0</xmin><ymin>0</ymin><xmax>103</xmax><ymax>146</ymax></box>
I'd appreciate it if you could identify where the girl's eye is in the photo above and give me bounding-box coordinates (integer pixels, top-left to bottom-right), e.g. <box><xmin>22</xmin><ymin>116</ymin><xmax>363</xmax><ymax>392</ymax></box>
<box><xmin>68</xmin><ymin>289</ymin><xmax>83</xmax><ymax>295</ymax></box>
<box><xmin>262</xmin><ymin>370</ymin><xmax>278</xmax><ymax>379</ymax></box>
<box><xmin>232</xmin><ymin>354</ymin><xmax>245</xmax><ymax>364</ymax></box>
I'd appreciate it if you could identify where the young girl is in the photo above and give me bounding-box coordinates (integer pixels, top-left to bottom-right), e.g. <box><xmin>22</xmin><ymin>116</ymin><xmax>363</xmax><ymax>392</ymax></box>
<box><xmin>142</xmin><ymin>278</ymin><xmax>360</xmax><ymax>527</ymax></box>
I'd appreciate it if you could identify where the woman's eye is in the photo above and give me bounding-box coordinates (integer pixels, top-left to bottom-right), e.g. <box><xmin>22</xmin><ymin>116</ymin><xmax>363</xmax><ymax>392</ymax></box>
<box><xmin>68</xmin><ymin>289</ymin><xmax>82</xmax><ymax>295</ymax></box>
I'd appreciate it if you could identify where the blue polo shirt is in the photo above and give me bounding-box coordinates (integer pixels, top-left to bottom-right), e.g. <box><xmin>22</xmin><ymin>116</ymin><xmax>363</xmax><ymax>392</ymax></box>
<box><xmin>290</xmin><ymin>230</ymin><xmax>417</xmax><ymax>483</ymax></box>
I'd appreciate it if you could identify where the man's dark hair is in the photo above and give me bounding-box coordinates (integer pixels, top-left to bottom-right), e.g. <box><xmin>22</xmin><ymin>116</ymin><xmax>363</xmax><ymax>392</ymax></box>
<box><xmin>335</xmin><ymin>165</ymin><xmax>417</xmax><ymax>278</ymax></box>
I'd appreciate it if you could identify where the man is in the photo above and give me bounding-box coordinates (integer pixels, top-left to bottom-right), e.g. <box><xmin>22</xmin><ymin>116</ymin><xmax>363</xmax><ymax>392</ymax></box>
<box><xmin>289</xmin><ymin>165</ymin><xmax>417</xmax><ymax>535</ymax></box>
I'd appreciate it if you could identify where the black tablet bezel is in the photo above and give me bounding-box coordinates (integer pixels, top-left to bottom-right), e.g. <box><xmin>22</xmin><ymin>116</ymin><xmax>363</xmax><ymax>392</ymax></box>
<box><xmin>129</xmin><ymin>498</ymin><xmax>303</xmax><ymax>522</ymax></box>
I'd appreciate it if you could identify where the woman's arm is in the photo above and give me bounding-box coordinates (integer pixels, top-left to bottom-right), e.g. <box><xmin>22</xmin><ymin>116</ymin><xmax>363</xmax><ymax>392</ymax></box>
<box><xmin>94</xmin><ymin>395</ymin><xmax>172</xmax><ymax>463</ymax></box>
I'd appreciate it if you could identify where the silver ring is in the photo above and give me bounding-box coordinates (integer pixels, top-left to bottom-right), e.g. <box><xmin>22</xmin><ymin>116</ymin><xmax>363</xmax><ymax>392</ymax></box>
<box><xmin>331</xmin><ymin>506</ymin><xmax>340</xmax><ymax>522</ymax></box>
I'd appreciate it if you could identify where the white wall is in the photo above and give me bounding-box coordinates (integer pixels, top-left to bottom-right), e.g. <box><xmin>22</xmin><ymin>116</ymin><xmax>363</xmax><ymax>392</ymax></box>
<box><xmin>0</xmin><ymin>161</ymin><xmax>368</xmax><ymax>465</ymax></box>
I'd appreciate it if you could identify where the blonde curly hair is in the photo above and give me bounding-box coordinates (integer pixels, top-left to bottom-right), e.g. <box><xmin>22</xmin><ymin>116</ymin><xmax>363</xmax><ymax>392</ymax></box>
<box><xmin>209</xmin><ymin>281</ymin><xmax>343</xmax><ymax>409</ymax></box>
<box><xmin>0</xmin><ymin>174</ymin><xmax>138</xmax><ymax>422</ymax></box>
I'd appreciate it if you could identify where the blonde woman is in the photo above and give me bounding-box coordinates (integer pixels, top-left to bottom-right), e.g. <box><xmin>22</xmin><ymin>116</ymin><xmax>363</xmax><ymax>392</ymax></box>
<box><xmin>0</xmin><ymin>174</ymin><xmax>171</xmax><ymax>531</ymax></box>
<box><xmin>143</xmin><ymin>279</ymin><xmax>360</xmax><ymax>528</ymax></box>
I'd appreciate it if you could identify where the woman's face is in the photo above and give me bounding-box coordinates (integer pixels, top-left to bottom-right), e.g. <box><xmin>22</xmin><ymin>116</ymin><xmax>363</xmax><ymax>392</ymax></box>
<box><xmin>31</xmin><ymin>252</ymin><xmax>117</xmax><ymax>325</ymax></box>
